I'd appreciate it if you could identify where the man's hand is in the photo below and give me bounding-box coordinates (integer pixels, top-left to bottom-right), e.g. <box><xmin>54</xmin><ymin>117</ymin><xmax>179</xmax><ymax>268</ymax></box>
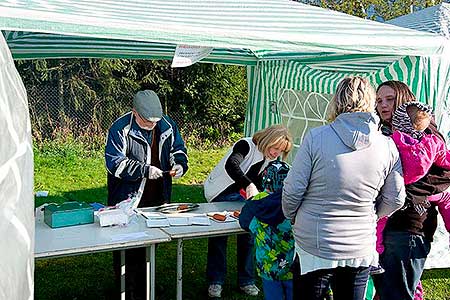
<box><xmin>148</xmin><ymin>166</ymin><xmax>163</xmax><ymax>179</ymax></box>
<box><xmin>172</xmin><ymin>164</ymin><xmax>184</xmax><ymax>179</ymax></box>
<box><xmin>245</xmin><ymin>183</ymin><xmax>259</xmax><ymax>200</ymax></box>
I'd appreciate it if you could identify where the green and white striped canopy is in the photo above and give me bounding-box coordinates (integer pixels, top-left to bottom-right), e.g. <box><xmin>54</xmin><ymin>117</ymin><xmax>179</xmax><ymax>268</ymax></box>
<box><xmin>1</xmin><ymin>0</ymin><xmax>449</xmax><ymax>65</ymax></box>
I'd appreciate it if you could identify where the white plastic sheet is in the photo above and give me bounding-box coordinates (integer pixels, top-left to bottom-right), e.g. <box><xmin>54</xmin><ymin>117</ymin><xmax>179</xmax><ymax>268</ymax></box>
<box><xmin>0</xmin><ymin>34</ymin><xmax>34</xmax><ymax>299</ymax></box>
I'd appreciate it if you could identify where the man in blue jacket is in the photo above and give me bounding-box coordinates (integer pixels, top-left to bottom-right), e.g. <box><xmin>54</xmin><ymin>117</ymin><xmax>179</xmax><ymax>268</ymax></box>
<box><xmin>105</xmin><ymin>90</ymin><xmax>188</xmax><ymax>300</ymax></box>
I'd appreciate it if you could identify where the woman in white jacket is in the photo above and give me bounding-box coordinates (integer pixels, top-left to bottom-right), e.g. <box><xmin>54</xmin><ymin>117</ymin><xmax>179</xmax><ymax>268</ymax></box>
<box><xmin>204</xmin><ymin>124</ymin><xmax>292</xmax><ymax>298</ymax></box>
<box><xmin>282</xmin><ymin>76</ymin><xmax>405</xmax><ymax>300</ymax></box>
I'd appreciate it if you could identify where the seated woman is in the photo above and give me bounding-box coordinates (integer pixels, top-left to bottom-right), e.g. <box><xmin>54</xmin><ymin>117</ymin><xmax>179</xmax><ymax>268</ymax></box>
<box><xmin>282</xmin><ymin>76</ymin><xmax>406</xmax><ymax>300</ymax></box>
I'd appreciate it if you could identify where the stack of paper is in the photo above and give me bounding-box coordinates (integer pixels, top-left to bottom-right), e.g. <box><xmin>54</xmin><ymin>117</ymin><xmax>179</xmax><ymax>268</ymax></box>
<box><xmin>146</xmin><ymin>218</ymin><xmax>170</xmax><ymax>227</ymax></box>
<box><xmin>140</xmin><ymin>211</ymin><xmax>211</xmax><ymax>227</ymax></box>
<box><xmin>141</xmin><ymin>212</ymin><xmax>170</xmax><ymax>227</ymax></box>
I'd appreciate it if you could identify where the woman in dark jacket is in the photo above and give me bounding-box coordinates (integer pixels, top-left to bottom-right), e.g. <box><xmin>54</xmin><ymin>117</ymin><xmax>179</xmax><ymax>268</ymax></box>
<box><xmin>375</xmin><ymin>81</ymin><xmax>450</xmax><ymax>300</ymax></box>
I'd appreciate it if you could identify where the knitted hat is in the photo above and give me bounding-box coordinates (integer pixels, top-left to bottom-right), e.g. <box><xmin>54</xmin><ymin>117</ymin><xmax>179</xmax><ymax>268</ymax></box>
<box><xmin>392</xmin><ymin>101</ymin><xmax>432</xmax><ymax>140</ymax></box>
<box><xmin>261</xmin><ymin>160</ymin><xmax>290</xmax><ymax>193</ymax></box>
<box><xmin>133</xmin><ymin>90</ymin><xmax>163</xmax><ymax>121</ymax></box>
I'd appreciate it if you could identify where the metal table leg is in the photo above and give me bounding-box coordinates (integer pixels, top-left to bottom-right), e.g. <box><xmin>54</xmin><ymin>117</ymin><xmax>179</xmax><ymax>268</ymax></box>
<box><xmin>176</xmin><ymin>239</ymin><xmax>183</xmax><ymax>300</ymax></box>
<box><xmin>120</xmin><ymin>250</ymin><xmax>125</xmax><ymax>300</ymax></box>
<box><xmin>146</xmin><ymin>245</ymin><xmax>156</xmax><ymax>300</ymax></box>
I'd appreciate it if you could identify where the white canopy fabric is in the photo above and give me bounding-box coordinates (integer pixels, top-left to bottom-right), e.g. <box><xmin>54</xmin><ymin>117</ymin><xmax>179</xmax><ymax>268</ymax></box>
<box><xmin>0</xmin><ymin>33</ymin><xmax>34</xmax><ymax>300</ymax></box>
<box><xmin>388</xmin><ymin>3</ymin><xmax>450</xmax><ymax>40</ymax></box>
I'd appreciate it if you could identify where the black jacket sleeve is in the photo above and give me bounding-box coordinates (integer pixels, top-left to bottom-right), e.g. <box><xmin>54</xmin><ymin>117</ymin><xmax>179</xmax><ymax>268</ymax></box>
<box><xmin>225</xmin><ymin>140</ymin><xmax>252</xmax><ymax>188</ymax></box>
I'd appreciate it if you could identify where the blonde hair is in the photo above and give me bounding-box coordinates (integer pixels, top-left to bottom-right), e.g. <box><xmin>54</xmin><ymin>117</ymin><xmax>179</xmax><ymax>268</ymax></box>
<box><xmin>252</xmin><ymin>124</ymin><xmax>293</xmax><ymax>160</ymax></box>
<box><xmin>327</xmin><ymin>76</ymin><xmax>375</xmax><ymax>122</ymax></box>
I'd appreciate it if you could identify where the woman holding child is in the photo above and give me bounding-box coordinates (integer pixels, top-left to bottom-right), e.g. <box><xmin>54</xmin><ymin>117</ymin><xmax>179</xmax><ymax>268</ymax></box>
<box><xmin>375</xmin><ymin>81</ymin><xmax>450</xmax><ymax>300</ymax></box>
<box><xmin>282</xmin><ymin>76</ymin><xmax>406</xmax><ymax>300</ymax></box>
<box><xmin>203</xmin><ymin>124</ymin><xmax>292</xmax><ymax>298</ymax></box>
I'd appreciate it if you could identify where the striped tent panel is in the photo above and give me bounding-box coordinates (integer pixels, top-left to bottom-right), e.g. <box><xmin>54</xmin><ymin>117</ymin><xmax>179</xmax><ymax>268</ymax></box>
<box><xmin>387</xmin><ymin>3</ymin><xmax>450</xmax><ymax>39</ymax></box>
<box><xmin>245</xmin><ymin>60</ymin><xmax>352</xmax><ymax>135</ymax></box>
<box><xmin>4</xmin><ymin>30</ymin><xmax>409</xmax><ymax>74</ymax></box>
<box><xmin>418</xmin><ymin>55</ymin><xmax>450</xmax><ymax>135</ymax></box>
<box><xmin>387</xmin><ymin>3</ymin><xmax>450</xmax><ymax>141</ymax></box>
<box><xmin>370</xmin><ymin>56</ymin><xmax>422</xmax><ymax>94</ymax></box>
<box><xmin>245</xmin><ymin>55</ymin><xmax>443</xmax><ymax>135</ymax></box>
<box><xmin>4</xmin><ymin>31</ymin><xmax>257</xmax><ymax>65</ymax></box>
<box><xmin>0</xmin><ymin>0</ymin><xmax>448</xmax><ymax>58</ymax></box>
<box><xmin>256</xmin><ymin>51</ymin><xmax>403</xmax><ymax>73</ymax></box>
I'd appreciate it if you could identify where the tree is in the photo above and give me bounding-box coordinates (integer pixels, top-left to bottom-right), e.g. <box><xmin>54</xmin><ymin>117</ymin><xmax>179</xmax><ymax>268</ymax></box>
<box><xmin>16</xmin><ymin>58</ymin><xmax>247</xmax><ymax>147</ymax></box>
<box><xmin>297</xmin><ymin>0</ymin><xmax>445</xmax><ymax>21</ymax></box>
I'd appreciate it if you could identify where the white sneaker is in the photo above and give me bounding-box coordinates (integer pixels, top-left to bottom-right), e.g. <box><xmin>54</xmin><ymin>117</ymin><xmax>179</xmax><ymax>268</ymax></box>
<box><xmin>208</xmin><ymin>284</ymin><xmax>222</xmax><ymax>298</ymax></box>
<box><xmin>240</xmin><ymin>284</ymin><xmax>260</xmax><ymax>296</ymax></box>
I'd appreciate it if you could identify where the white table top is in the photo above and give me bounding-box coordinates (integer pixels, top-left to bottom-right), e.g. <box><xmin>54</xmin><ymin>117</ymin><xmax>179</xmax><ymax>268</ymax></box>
<box><xmin>35</xmin><ymin>213</ymin><xmax>171</xmax><ymax>259</ymax></box>
<box><xmin>159</xmin><ymin>202</ymin><xmax>245</xmax><ymax>239</ymax></box>
<box><xmin>35</xmin><ymin>201</ymin><xmax>245</xmax><ymax>258</ymax></box>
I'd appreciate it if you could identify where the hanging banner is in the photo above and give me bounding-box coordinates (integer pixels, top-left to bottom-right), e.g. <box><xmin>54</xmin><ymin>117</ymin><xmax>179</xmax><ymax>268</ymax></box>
<box><xmin>171</xmin><ymin>44</ymin><xmax>213</xmax><ymax>68</ymax></box>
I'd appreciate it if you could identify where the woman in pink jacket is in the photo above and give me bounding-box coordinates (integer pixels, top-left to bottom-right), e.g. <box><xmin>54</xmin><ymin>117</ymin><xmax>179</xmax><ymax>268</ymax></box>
<box><xmin>376</xmin><ymin>102</ymin><xmax>450</xmax><ymax>257</ymax></box>
<box><xmin>375</xmin><ymin>81</ymin><xmax>450</xmax><ymax>300</ymax></box>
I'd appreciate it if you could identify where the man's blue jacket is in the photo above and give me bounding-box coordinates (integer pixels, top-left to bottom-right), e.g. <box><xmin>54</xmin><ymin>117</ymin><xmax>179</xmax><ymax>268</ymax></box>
<box><xmin>105</xmin><ymin>112</ymin><xmax>188</xmax><ymax>205</ymax></box>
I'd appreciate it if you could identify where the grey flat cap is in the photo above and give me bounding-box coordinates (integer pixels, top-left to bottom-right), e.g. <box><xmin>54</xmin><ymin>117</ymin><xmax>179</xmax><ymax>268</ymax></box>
<box><xmin>133</xmin><ymin>90</ymin><xmax>163</xmax><ymax>121</ymax></box>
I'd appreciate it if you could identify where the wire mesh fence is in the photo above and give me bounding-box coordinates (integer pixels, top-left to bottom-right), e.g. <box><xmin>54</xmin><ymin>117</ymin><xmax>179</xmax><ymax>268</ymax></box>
<box><xmin>26</xmin><ymin>83</ymin><xmax>213</xmax><ymax>148</ymax></box>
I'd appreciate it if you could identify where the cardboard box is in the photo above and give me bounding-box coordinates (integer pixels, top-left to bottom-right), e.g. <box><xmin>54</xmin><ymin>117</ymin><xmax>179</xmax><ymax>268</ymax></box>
<box><xmin>44</xmin><ymin>202</ymin><xmax>94</xmax><ymax>228</ymax></box>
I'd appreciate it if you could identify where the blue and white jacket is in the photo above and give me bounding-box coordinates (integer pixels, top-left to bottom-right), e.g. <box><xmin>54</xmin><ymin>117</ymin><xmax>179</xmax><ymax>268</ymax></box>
<box><xmin>105</xmin><ymin>112</ymin><xmax>188</xmax><ymax>205</ymax></box>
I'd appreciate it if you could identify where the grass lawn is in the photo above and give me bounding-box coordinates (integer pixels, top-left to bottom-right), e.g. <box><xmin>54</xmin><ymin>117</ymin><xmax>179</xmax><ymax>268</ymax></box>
<box><xmin>34</xmin><ymin>145</ymin><xmax>450</xmax><ymax>300</ymax></box>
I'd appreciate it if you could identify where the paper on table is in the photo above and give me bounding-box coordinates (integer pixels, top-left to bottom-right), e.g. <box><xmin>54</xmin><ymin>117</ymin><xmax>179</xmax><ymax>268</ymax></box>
<box><xmin>142</xmin><ymin>211</ymin><xmax>170</xmax><ymax>227</ymax></box>
<box><xmin>143</xmin><ymin>212</ymin><xmax>211</xmax><ymax>227</ymax></box>
<box><xmin>140</xmin><ymin>211</ymin><xmax>166</xmax><ymax>218</ymax></box>
<box><xmin>191</xmin><ymin>215</ymin><xmax>211</xmax><ymax>226</ymax></box>
<box><xmin>169</xmin><ymin>213</ymin><xmax>211</xmax><ymax>226</ymax></box>
<box><xmin>168</xmin><ymin>217</ymin><xmax>190</xmax><ymax>226</ymax></box>
<box><xmin>146</xmin><ymin>218</ymin><xmax>170</xmax><ymax>228</ymax></box>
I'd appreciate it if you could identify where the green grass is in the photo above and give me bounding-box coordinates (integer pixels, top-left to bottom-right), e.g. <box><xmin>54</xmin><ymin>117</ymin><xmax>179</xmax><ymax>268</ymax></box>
<box><xmin>34</xmin><ymin>144</ymin><xmax>450</xmax><ymax>300</ymax></box>
<box><xmin>35</xmin><ymin>145</ymin><xmax>263</xmax><ymax>300</ymax></box>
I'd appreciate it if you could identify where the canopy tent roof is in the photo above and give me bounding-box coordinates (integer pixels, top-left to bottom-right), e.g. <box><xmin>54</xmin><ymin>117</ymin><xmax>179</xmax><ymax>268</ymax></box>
<box><xmin>1</xmin><ymin>0</ymin><xmax>449</xmax><ymax>74</ymax></box>
<box><xmin>388</xmin><ymin>2</ymin><xmax>450</xmax><ymax>40</ymax></box>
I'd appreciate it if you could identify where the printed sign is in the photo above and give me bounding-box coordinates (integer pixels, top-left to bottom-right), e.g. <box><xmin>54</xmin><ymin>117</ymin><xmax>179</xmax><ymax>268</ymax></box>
<box><xmin>171</xmin><ymin>44</ymin><xmax>213</xmax><ymax>68</ymax></box>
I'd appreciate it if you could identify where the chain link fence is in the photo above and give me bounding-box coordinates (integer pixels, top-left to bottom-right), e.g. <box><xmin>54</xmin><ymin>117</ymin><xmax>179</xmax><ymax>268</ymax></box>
<box><xmin>27</xmin><ymin>83</ymin><xmax>207</xmax><ymax>148</ymax></box>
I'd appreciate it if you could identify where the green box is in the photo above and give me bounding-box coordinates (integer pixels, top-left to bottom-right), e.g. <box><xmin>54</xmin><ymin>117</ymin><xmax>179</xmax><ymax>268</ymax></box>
<box><xmin>44</xmin><ymin>201</ymin><xmax>94</xmax><ymax>228</ymax></box>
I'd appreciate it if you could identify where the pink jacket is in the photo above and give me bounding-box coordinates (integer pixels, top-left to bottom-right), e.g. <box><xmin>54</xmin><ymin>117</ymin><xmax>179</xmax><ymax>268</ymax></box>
<box><xmin>391</xmin><ymin>131</ymin><xmax>450</xmax><ymax>184</ymax></box>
